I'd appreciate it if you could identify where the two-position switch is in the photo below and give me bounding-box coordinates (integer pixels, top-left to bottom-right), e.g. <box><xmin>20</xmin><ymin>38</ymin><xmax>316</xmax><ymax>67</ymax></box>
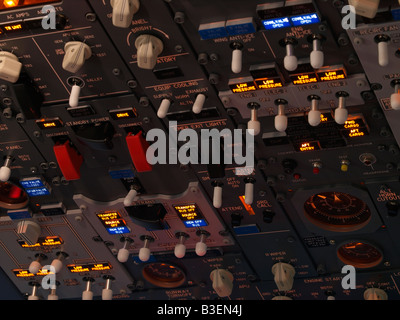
<box><xmin>309</xmin><ymin>34</ymin><xmax>324</xmax><ymax>69</ymax></box>
<box><xmin>282</xmin><ymin>38</ymin><xmax>298</xmax><ymax>71</ymax></box>
<box><xmin>62</xmin><ymin>41</ymin><xmax>92</xmax><ymax>73</ymax></box>
<box><xmin>138</xmin><ymin>235</ymin><xmax>154</xmax><ymax>262</ymax></box>
<box><xmin>210</xmin><ymin>269</ymin><xmax>234</xmax><ymax>298</ymax></box>
<box><xmin>192</xmin><ymin>94</ymin><xmax>206</xmax><ymax>114</ymax></box>
<box><xmin>0</xmin><ymin>156</ymin><xmax>13</xmax><ymax>182</ymax></box>
<box><xmin>271</xmin><ymin>262</ymin><xmax>296</xmax><ymax>291</ymax></box>
<box><xmin>230</xmin><ymin>42</ymin><xmax>243</xmax><ymax>74</ymax></box>
<box><xmin>335</xmin><ymin>91</ymin><xmax>349</xmax><ymax>124</ymax></box>
<box><xmin>126</xmin><ymin>130</ymin><xmax>152</xmax><ymax>172</ymax></box>
<box><xmin>53</xmin><ymin>140</ymin><xmax>83</xmax><ymax>181</ymax></box>
<box><xmin>117</xmin><ymin>237</ymin><xmax>133</xmax><ymax>263</ymax></box>
<box><xmin>390</xmin><ymin>80</ymin><xmax>400</xmax><ymax>110</ymax></box>
<box><xmin>243</xmin><ymin>177</ymin><xmax>255</xmax><ymax>205</ymax></box>
<box><xmin>274</xmin><ymin>99</ymin><xmax>288</xmax><ymax>132</ymax></box>
<box><xmin>195</xmin><ymin>230</ymin><xmax>209</xmax><ymax>257</ymax></box>
<box><xmin>135</xmin><ymin>34</ymin><xmax>164</xmax><ymax>70</ymax></box>
<box><xmin>51</xmin><ymin>252</ymin><xmax>68</xmax><ymax>273</ymax></box>
<box><xmin>28</xmin><ymin>282</ymin><xmax>41</xmax><ymax>300</ymax></box>
<box><xmin>247</xmin><ymin>102</ymin><xmax>260</xmax><ymax>136</ymax></box>
<box><xmin>29</xmin><ymin>253</ymin><xmax>47</xmax><ymax>274</ymax></box>
<box><xmin>174</xmin><ymin>232</ymin><xmax>189</xmax><ymax>258</ymax></box>
<box><xmin>111</xmin><ymin>0</ymin><xmax>140</xmax><ymax>28</ymax></box>
<box><xmin>212</xmin><ymin>181</ymin><xmax>223</xmax><ymax>209</ymax></box>
<box><xmin>102</xmin><ymin>275</ymin><xmax>114</xmax><ymax>300</ymax></box>
<box><xmin>307</xmin><ymin>95</ymin><xmax>321</xmax><ymax>127</ymax></box>
<box><xmin>157</xmin><ymin>98</ymin><xmax>171</xmax><ymax>118</ymax></box>
<box><xmin>0</xmin><ymin>51</ymin><xmax>22</xmax><ymax>83</ymax></box>
<box><xmin>374</xmin><ymin>34</ymin><xmax>390</xmax><ymax>67</ymax></box>
<box><xmin>123</xmin><ymin>186</ymin><xmax>138</xmax><ymax>206</ymax></box>
<box><xmin>82</xmin><ymin>277</ymin><xmax>95</xmax><ymax>300</ymax></box>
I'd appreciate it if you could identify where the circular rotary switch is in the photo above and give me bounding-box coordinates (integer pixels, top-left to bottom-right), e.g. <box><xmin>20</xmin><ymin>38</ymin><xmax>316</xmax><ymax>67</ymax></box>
<box><xmin>303</xmin><ymin>192</ymin><xmax>371</xmax><ymax>232</ymax></box>
<box><xmin>142</xmin><ymin>262</ymin><xmax>186</xmax><ymax>288</ymax></box>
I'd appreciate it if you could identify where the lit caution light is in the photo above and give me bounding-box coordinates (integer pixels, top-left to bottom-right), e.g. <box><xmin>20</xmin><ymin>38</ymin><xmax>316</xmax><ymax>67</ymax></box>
<box><xmin>3</xmin><ymin>0</ymin><xmax>19</xmax><ymax>8</ymax></box>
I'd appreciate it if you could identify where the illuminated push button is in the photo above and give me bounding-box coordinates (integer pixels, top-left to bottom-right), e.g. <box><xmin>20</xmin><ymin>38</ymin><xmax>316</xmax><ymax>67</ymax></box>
<box><xmin>341</xmin><ymin>160</ymin><xmax>350</xmax><ymax>172</ymax></box>
<box><xmin>135</xmin><ymin>34</ymin><xmax>164</xmax><ymax>70</ymax></box>
<box><xmin>271</xmin><ymin>262</ymin><xmax>296</xmax><ymax>291</ymax></box>
<box><xmin>312</xmin><ymin>162</ymin><xmax>322</xmax><ymax>174</ymax></box>
<box><xmin>309</xmin><ymin>34</ymin><xmax>324</xmax><ymax>69</ymax></box>
<box><xmin>62</xmin><ymin>41</ymin><xmax>92</xmax><ymax>73</ymax></box>
<box><xmin>195</xmin><ymin>230</ymin><xmax>209</xmax><ymax>257</ymax></box>
<box><xmin>282</xmin><ymin>38</ymin><xmax>298</xmax><ymax>72</ymax></box>
<box><xmin>274</xmin><ymin>99</ymin><xmax>288</xmax><ymax>132</ymax></box>
<box><xmin>0</xmin><ymin>51</ymin><xmax>22</xmax><ymax>83</ymax></box>
<box><xmin>230</xmin><ymin>42</ymin><xmax>243</xmax><ymax>74</ymax></box>
<box><xmin>335</xmin><ymin>91</ymin><xmax>349</xmax><ymax>124</ymax></box>
<box><xmin>247</xmin><ymin>102</ymin><xmax>260</xmax><ymax>136</ymax></box>
<box><xmin>157</xmin><ymin>98</ymin><xmax>171</xmax><ymax>119</ymax></box>
<box><xmin>243</xmin><ymin>177</ymin><xmax>255</xmax><ymax>205</ymax></box>
<box><xmin>110</xmin><ymin>0</ymin><xmax>140</xmax><ymax>28</ymax></box>
<box><xmin>102</xmin><ymin>276</ymin><xmax>114</xmax><ymax>300</ymax></box>
<box><xmin>307</xmin><ymin>95</ymin><xmax>321</xmax><ymax>127</ymax></box>
<box><xmin>53</xmin><ymin>141</ymin><xmax>83</xmax><ymax>181</ymax></box>
<box><xmin>364</xmin><ymin>288</ymin><xmax>388</xmax><ymax>300</ymax></box>
<box><xmin>390</xmin><ymin>80</ymin><xmax>400</xmax><ymax>110</ymax></box>
<box><xmin>69</xmin><ymin>84</ymin><xmax>81</xmax><ymax>108</ymax></box>
<box><xmin>374</xmin><ymin>34</ymin><xmax>390</xmax><ymax>67</ymax></box>
<box><xmin>0</xmin><ymin>156</ymin><xmax>13</xmax><ymax>182</ymax></box>
<box><xmin>210</xmin><ymin>269</ymin><xmax>234</xmax><ymax>298</ymax></box>
<box><xmin>82</xmin><ymin>278</ymin><xmax>95</xmax><ymax>300</ymax></box>
<box><xmin>192</xmin><ymin>93</ymin><xmax>206</xmax><ymax>114</ymax></box>
<box><xmin>211</xmin><ymin>181</ymin><xmax>223</xmax><ymax>209</ymax></box>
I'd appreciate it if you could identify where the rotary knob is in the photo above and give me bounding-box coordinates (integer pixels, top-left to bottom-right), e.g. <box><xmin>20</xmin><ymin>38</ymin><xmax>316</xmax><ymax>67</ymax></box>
<box><xmin>271</xmin><ymin>262</ymin><xmax>295</xmax><ymax>292</ymax></box>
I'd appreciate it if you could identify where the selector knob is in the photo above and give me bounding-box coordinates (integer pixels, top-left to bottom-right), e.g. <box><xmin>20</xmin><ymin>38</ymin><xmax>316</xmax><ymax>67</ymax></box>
<box><xmin>364</xmin><ymin>288</ymin><xmax>388</xmax><ymax>300</ymax></box>
<box><xmin>212</xmin><ymin>181</ymin><xmax>223</xmax><ymax>209</ymax></box>
<box><xmin>335</xmin><ymin>91</ymin><xmax>349</xmax><ymax>124</ymax></box>
<box><xmin>247</xmin><ymin>102</ymin><xmax>261</xmax><ymax>136</ymax></box>
<box><xmin>390</xmin><ymin>80</ymin><xmax>400</xmax><ymax>110</ymax></box>
<box><xmin>282</xmin><ymin>38</ymin><xmax>298</xmax><ymax>71</ymax></box>
<box><xmin>230</xmin><ymin>42</ymin><xmax>243</xmax><ymax>74</ymax></box>
<box><xmin>271</xmin><ymin>262</ymin><xmax>296</xmax><ymax>292</ymax></box>
<box><xmin>110</xmin><ymin>0</ymin><xmax>140</xmax><ymax>28</ymax></box>
<box><xmin>307</xmin><ymin>95</ymin><xmax>321</xmax><ymax>127</ymax></box>
<box><xmin>309</xmin><ymin>34</ymin><xmax>324</xmax><ymax>69</ymax></box>
<box><xmin>192</xmin><ymin>93</ymin><xmax>206</xmax><ymax>114</ymax></box>
<box><xmin>0</xmin><ymin>156</ymin><xmax>13</xmax><ymax>182</ymax></box>
<box><xmin>62</xmin><ymin>41</ymin><xmax>92</xmax><ymax>73</ymax></box>
<box><xmin>157</xmin><ymin>98</ymin><xmax>171</xmax><ymax>119</ymax></box>
<box><xmin>0</xmin><ymin>51</ymin><xmax>22</xmax><ymax>83</ymax></box>
<box><xmin>375</xmin><ymin>34</ymin><xmax>390</xmax><ymax>67</ymax></box>
<box><xmin>210</xmin><ymin>269</ymin><xmax>234</xmax><ymax>298</ymax></box>
<box><xmin>274</xmin><ymin>99</ymin><xmax>288</xmax><ymax>132</ymax></box>
<box><xmin>195</xmin><ymin>230</ymin><xmax>209</xmax><ymax>257</ymax></box>
<box><xmin>135</xmin><ymin>34</ymin><xmax>164</xmax><ymax>70</ymax></box>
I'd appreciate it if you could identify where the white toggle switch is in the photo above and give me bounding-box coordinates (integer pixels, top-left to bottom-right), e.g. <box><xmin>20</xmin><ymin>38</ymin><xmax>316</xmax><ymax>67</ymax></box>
<box><xmin>28</xmin><ymin>284</ymin><xmax>40</xmax><ymax>300</ymax></box>
<box><xmin>62</xmin><ymin>41</ymin><xmax>92</xmax><ymax>73</ymax></box>
<box><xmin>102</xmin><ymin>277</ymin><xmax>114</xmax><ymax>300</ymax></box>
<box><xmin>364</xmin><ymin>288</ymin><xmax>388</xmax><ymax>300</ymax></box>
<box><xmin>51</xmin><ymin>252</ymin><xmax>67</xmax><ymax>273</ymax></box>
<box><xmin>110</xmin><ymin>0</ymin><xmax>140</xmax><ymax>28</ymax></box>
<box><xmin>212</xmin><ymin>181</ymin><xmax>223</xmax><ymax>209</ymax></box>
<box><xmin>271</xmin><ymin>262</ymin><xmax>296</xmax><ymax>292</ymax></box>
<box><xmin>274</xmin><ymin>100</ymin><xmax>288</xmax><ymax>132</ymax></box>
<box><xmin>82</xmin><ymin>278</ymin><xmax>94</xmax><ymax>300</ymax></box>
<box><xmin>192</xmin><ymin>94</ymin><xmax>206</xmax><ymax>114</ymax></box>
<box><xmin>47</xmin><ymin>289</ymin><xmax>58</xmax><ymax>300</ymax></box>
<box><xmin>117</xmin><ymin>237</ymin><xmax>132</xmax><ymax>263</ymax></box>
<box><xmin>283</xmin><ymin>39</ymin><xmax>298</xmax><ymax>71</ymax></box>
<box><xmin>69</xmin><ymin>84</ymin><xmax>81</xmax><ymax>108</ymax></box>
<box><xmin>157</xmin><ymin>98</ymin><xmax>171</xmax><ymax>119</ymax></box>
<box><xmin>335</xmin><ymin>91</ymin><xmax>349</xmax><ymax>124</ymax></box>
<box><xmin>247</xmin><ymin>102</ymin><xmax>260</xmax><ymax>136</ymax></box>
<box><xmin>29</xmin><ymin>253</ymin><xmax>46</xmax><ymax>274</ymax></box>
<box><xmin>244</xmin><ymin>177</ymin><xmax>255</xmax><ymax>205</ymax></box>
<box><xmin>230</xmin><ymin>42</ymin><xmax>243</xmax><ymax>74</ymax></box>
<box><xmin>375</xmin><ymin>34</ymin><xmax>390</xmax><ymax>67</ymax></box>
<box><xmin>123</xmin><ymin>187</ymin><xmax>138</xmax><ymax>206</ymax></box>
<box><xmin>138</xmin><ymin>236</ymin><xmax>153</xmax><ymax>262</ymax></box>
<box><xmin>308</xmin><ymin>95</ymin><xmax>321</xmax><ymax>127</ymax></box>
<box><xmin>210</xmin><ymin>269</ymin><xmax>234</xmax><ymax>298</ymax></box>
<box><xmin>135</xmin><ymin>34</ymin><xmax>164</xmax><ymax>70</ymax></box>
<box><xmin>0</xmin><ymin>156</ymin><xmax>13</xmax><ymax>182</ymax></box>
<box><xmin>174</xmin><ymin>232</ymin><xmax>188</xmax><ymax>259</ymax></box>
<box><xmin>310</xmin><ymin>36</ymin><xmax>324</xmax><ymax>69</ymax></box>
<box><xmin>195</xmin><ymin>231</ymin><xmax>209</xmax><ymax>257</ymax></box>
<box><xmin>391</xmin><ymin>81</ymin><xmax>400</xmax><ymax>110</ymax></box>
<box><xmin>0</xmin><ymin>51</ymin><xmax>22</xmax><ymax>83</ymax></box>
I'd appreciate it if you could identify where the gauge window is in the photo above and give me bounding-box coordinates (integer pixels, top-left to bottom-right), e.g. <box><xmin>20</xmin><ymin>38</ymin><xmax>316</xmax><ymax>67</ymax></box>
<box><xmin>142</xmin><ymin>262</ymin><xmax>186</xmax><ymax>288</ymax></box>
<box><xmin>303</xmin><ymin>192</ymin><xmax>371</xmax><ymax>232</ymax></box>
<box><xmin>337</xmin><ymin>242</ymin><xmax>383</xmax><ymax>268</ymax></box>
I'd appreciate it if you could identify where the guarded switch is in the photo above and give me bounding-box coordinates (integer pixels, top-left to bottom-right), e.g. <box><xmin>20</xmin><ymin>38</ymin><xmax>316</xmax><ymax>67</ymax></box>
<box><xmin>111</xmin><ymin>0</ymin><xmax>140</xmax><ymax>28</ymax></box>
<box><xmin>62</xmin><ymin>41</ymin><xmax>92</xmax><ymax>73</ymax></box>
<box><xmin>126</xmin><ymin>131</ymin><xmax>152</xmax><ymax>172</ymax></box>
<box><xmin>53</xmin><ymin>140</ymin><xmax>83</xmax><ymax>181</ymax></box>
<box><xmin>135</xmin><ymin>34</ymin><xmax>163</xmax><ymax>70</ymax></box>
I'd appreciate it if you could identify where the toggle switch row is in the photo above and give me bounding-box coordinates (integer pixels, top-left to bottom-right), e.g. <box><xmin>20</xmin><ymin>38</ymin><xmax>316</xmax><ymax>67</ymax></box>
<box><xmin>157</xmin><ymin>93</ymin><xmax>207</xmax><ymax>119</ymax></box>
<box><xmin>212</xmin><ymin>176</ymin><xmax>255</xmax><ymax>209</ymax></box>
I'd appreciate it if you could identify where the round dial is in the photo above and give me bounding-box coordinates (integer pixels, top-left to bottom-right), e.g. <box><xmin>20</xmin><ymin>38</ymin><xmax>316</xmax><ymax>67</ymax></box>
<box><xmin>0</xmin><ymin>182</ymin><xmax>28</xmax><ymax>209</ymax></box>
<box><xmin>337</xmin><ymin>241</ymin><xmax>383</xmax><ymax>268</ymax></box>
<box><xmin>303</xmin><ymin>192</ymin><xmax>371</xmax><ymax>232</ymax></box>
<box><xmin>142</xmin><ymin>262</ymin><xmax>186</xmax><ymax>288</ymax></box>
